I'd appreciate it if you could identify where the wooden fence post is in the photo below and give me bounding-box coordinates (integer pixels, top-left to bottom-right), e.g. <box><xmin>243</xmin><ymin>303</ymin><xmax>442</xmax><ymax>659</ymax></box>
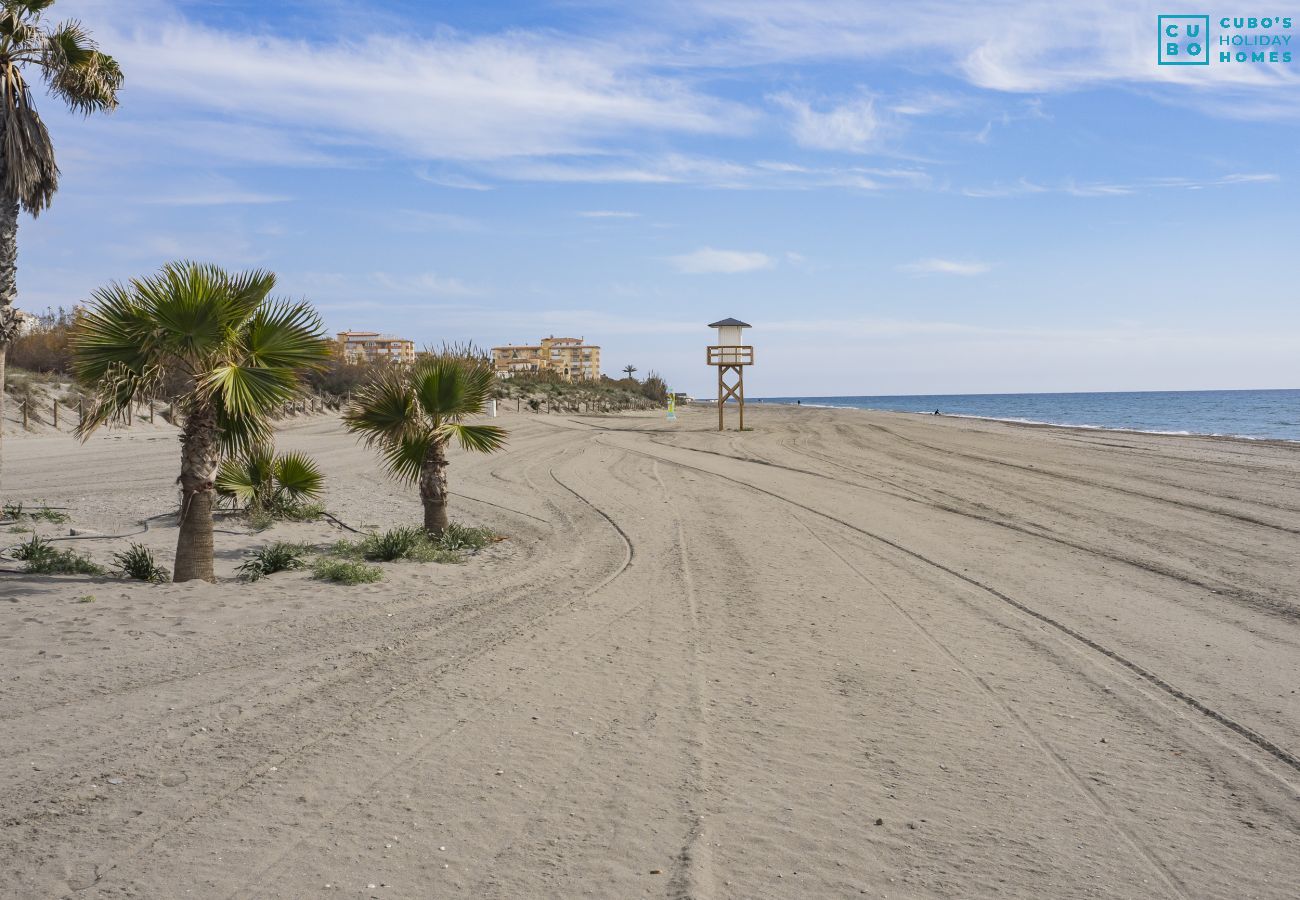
<box><xmin>126</xmin><ymin>403</ymin><xmax>132</xmax><ymax>426</ymax></box>
<box><xmin>21</xmin><ymin>399</ymin><xmax>29</xmax><ymax>429</ymax></box>
<box><xmin>52</xmin><ymin>399</ymin><xmax>58</xmax><ymax>428</ymax></box>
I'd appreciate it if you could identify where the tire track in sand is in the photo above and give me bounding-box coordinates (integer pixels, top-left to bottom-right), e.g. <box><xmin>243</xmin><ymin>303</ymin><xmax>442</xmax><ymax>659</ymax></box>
<box><xmin>604</xmin><ymin>436</ymin><xmax>1300</xmax><ymax>782</ymax></box>
<box><xmin>793</xmin><ymin>516</ymin><xmax>1191</xmax><ymax>900</ymax></box>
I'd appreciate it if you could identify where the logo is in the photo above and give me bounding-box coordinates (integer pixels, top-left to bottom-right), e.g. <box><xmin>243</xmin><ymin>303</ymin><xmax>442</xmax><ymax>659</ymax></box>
<box><xmin>1158</xmin><ymin>15</ymin><xmax>1294</xmax><ymax>66</ymax></box>
<box><xmin>1159</xmin><ymin>15</ymin><xmax>1210</xmax><ymax>64</ymax></box>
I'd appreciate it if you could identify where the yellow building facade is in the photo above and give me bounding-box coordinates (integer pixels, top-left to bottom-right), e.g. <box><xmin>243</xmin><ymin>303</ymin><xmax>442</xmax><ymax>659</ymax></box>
<box><xmin>337</xmin><ymin>331</ymin><xmax>417</xmax><ymax>365</ymax></box>
<box><xmin>491</xmin><ymin>336</ymin><xmax>601</xmax><ymax>381</ymax></box>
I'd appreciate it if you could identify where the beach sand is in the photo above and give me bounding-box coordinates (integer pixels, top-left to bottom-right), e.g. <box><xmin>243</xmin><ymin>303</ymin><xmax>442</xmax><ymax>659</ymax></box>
<box><xmin>2</xmin><ymin>404</ymin><xmax>1298</xmax><ymax>898</ymax></box>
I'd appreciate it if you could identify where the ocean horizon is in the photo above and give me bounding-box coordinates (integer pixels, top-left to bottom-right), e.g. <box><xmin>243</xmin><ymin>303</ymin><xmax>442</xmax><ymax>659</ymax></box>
<box><xmin>754</xmin><ymin>389</ymin><xmax>1300</xmax><ymax>442</ymax></box>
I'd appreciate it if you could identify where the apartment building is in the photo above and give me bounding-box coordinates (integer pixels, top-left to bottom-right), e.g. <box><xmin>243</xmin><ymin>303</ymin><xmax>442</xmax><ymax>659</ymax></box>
<box><xmin>337</xmin><ymin>331</ymin><xmax>417</xmax><ymax>365</ymax></box>
<box><xmin>491</xmin><ymin>336</ymin><xmax>601</xmax><ymax>382</ymax></box>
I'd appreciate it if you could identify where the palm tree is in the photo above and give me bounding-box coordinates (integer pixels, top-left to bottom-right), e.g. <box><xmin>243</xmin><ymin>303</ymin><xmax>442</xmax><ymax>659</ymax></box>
<box><xmin>70</xmin><ymin>262</ymin><xmax>331</xmax><ymax>582</ymax></box>
<box><xmin>343</xmin><ymin>347</ymin><xmax>507</xmax><ymax>535</ymax></box>
<box><xmin>622</xmin><ymin>364</ymin><xmax>637</xmax><ymax>380</ymax></box>
<box><xmin>0</xmin><ymin>1</ymin><xmax>122</xmax><ymax>491</ymax></box>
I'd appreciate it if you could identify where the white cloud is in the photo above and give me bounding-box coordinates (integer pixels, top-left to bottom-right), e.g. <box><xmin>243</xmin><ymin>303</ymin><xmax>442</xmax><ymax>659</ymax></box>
<box><xmin>371</xmin><ymin>271</ymin><xmax>481</xmax><ymax>296</ymax></box>
<box><xmin>770</xmin><ymin>92</ymin><xmax>881</xmax><ymax>152</ymax></box>
<box><xmin>658</xmin><ymin>1</ymin><xmax>1300</xmax><ymax>117</ymax></box>
<box><xmin>102</xmin><ymin>19</ymin><xmax>753</xmax><ymax>163</ymax></box>
<box><xmin>139</xmin><ymin>175</ymin><xmax>290</xmax><ymax>206</ymax></box>
<box><xmin>415</xmin><ymin>169</ymin><xmax>495</xmax><ymax>191</ymax></box>
<box><xmin>577</xmin><ymin>210</ymin><xmax>640</xmax><ymax>218</ymax></box>
<box><xmin>963</xmin><ymin>173</ymin><xmax>1280</xmax><ymax>198</ymax></box>
<box><xmin>668</xmin><ymin>247</ymin><xmax>774</xmax><ymax>274</ymax></box>
<box><xmin>900</xmin><ymin>258</ymin><xmax>991</xmax><ymax>276</ymax></box>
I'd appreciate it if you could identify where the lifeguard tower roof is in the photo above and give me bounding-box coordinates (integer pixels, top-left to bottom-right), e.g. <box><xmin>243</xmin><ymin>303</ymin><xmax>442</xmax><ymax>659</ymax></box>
<box><xmin>708</xmin><ymin>317</ymin><xmax>751</xmax><ymax>328</ymax></box>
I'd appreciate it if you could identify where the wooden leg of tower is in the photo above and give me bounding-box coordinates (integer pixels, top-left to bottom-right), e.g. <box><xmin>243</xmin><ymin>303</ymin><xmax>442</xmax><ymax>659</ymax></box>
<box><xmin>738</xmin><ymin>370</ymin><xmax>744</xmax><ymax>431</ymax></box>
<box><xmin>717</xmin><ymin>367</ymin><xmax>724</xmax><ymax>431</ymax></box>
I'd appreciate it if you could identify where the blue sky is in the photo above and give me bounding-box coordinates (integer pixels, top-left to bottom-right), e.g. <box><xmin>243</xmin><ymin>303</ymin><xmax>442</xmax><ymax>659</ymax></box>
<box><xmin>21</xmin><ymin>0</ymin><xmax>1300</xmax><ymax>395</ymax></box>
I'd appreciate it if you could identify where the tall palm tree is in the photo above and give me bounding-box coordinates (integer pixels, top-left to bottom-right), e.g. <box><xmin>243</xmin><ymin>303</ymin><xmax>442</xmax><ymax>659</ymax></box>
<box><xmin>71</xmin><ymin>262</ymin><xmax>331</xmax><ymax>582</ymax></box>
<box><xmin>622</xmin><ymin>364</ymin><xmax>637</xmax><ymax>380</ymax></box>
<box><xmin>344</xmin><ymin>348</ymin><xmax>507</xmax><ymax>535</ymax></box>
<box><xmin>0</xmin><ymin>1</ymin><xmax>122</xmax><ymax>490</ymax></box>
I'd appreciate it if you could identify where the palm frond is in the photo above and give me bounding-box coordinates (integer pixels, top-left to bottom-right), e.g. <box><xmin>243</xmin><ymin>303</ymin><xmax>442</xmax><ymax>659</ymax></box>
<box><xmin>437</xmin><ymin>422</ymin><xmax>508</xmax><ymax>454</ymax></box>
<box><xmin>46</xmin><ymin>46</ymin><xmax>122</xmax><ymax>115</ymax></box>
<box><xmin>213</xmin><ymin>402</ymin><xmax>272</xmax><ymax>456</ymax></box>
<box><xmin>68</xmin><ymin>281</ymin><xmax>155</xmax><ymax>382</ymax></box>
<box><xmin>342</xmin><ymin>373</ymin><xmax>420</xmax><ymax>446</ymax></box>
<box><xmin>412</xmin><ymin>355</ymin><xmax>495</xmax><ymax>421</ymax></box>
<box><xmin>202</xmin><ymin>363</ymin><xmax>299</xmax><ymax>419</ymax></box>
<box><xmin>241</xmin><ymin>297</ymin><xmax>330</xmax><ymax>372</ymax></box>
<box><xmin>1</xmin><ymin>68</ymin><xmax>58</xmax><ymax>213</ymax></box>
<box><xmin>378</xmin><ymin>432</ymin><xmax>433</xmax><ymax>484</ymax></box>
<box><xmin>272</xmin><ymin>451</ymin><xmax>324</xmax><ymax>501</ymax></box>
<box><xmin>128</xmin><ymin>263</ymin><xmax>232</xmax><ymax>362</ymax></box>
<box><xmin>215</xmin><ymin>446</ymin><xmax>276</xmax><ymax>505</ymax></box>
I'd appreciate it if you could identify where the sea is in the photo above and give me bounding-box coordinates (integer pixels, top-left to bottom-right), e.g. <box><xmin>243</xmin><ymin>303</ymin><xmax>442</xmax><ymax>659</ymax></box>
<box><xmin>755</xmin><ymin>389</ymin><xmax>1300</xmax><ymax>442</ymax></box>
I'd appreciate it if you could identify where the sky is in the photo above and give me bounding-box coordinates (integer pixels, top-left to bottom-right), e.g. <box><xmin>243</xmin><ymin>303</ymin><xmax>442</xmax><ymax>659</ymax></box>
<box><xmin>19</xmin><ymin>0</ymin><xmax>1300</xmax><ymax>396</ymax></box>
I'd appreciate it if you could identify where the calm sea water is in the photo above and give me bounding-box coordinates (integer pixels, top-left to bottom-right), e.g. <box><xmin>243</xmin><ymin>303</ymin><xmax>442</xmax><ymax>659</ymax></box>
<box><xmin>756</xmin><ymin>390</ymin><xmax>1300</xmax><ymax>442</ymax></box>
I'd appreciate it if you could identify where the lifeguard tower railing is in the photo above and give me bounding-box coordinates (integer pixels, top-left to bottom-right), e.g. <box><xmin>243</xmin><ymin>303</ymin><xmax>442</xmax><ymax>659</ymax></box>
<box><xmin>706</xmin><ymin>345</ymin><xmax>754</xmax><ymax>366</ymax></box>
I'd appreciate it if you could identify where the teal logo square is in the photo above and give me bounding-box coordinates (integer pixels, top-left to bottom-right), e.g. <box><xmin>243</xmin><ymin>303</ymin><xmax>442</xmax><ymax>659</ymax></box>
<box><xmin>1159</xmin><ymin>15</ymin><xmax>1211</xmax><ymax>64</ymax></box>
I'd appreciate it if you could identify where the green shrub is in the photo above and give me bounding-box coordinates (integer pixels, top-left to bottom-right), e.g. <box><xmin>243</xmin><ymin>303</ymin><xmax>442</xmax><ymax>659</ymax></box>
<box><xmin>11</xmin><ymin>535</ymin><xmax>106</xmax><ymax>576</ymax></box>
<box><xmin>312</xmin><ymin>558</ymin><xmax>383</xmax><ymax>584</ymax></box>
<box><xmin>358</xmin><ymin>526</ymin><xmax>428</xmax><ymax>561</ymax></box>
<box><xmin>436</xmin><ymin>522</ymin><xmax>498</xmax><ymax>553</ymax></box>
<box><xmin>2</xmin><ymin>500</ymin><xmax>69</xmax><ymax>524</ymax></box>
<box><xmin>112</xmin><ymin>543</ymin><xmax>170</xmax><ymax>583</ymax></box>
<box><xmin>238</xmin><ymin>542</ymin><xmax>311</xmax><ymax>581</ymax></box>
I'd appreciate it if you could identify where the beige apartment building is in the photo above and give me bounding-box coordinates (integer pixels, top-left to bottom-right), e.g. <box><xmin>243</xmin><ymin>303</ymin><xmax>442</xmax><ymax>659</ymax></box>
<box><xmin>337</xmin><ymin>330</ymin><xmax>417</xmax><ymax>365</ymax></box>
<box><xmin>491</xmin><ymin>336</ymin><xmax>601</xmax><ymax>382</ymax></box>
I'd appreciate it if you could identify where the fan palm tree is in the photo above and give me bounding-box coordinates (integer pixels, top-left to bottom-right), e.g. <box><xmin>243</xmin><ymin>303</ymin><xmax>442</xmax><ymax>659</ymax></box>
<box><xmin>622</xmin><ymin>364</ymin><xmax>637</xmax><ymax>380</ymax></box>
<box><xmin>70</xmin><ymin>262</ymin><xmax>331</xmax><ymax>582</ymax></box>
<box><xmin>0</xmin><ymin>0</ymin><xmax>122</xmax><ymax>491</ymax></box>
<box><xmin>343</xmin><ymin>348</ymin><xmax>507</xmax><ymax>535</ymax></box>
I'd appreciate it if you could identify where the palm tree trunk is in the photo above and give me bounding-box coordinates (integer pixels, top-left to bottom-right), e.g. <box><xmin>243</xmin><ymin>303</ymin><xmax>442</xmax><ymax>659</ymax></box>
<box><xmin>419</xmin><ymin>437</ymin><xmax>450</xmax><ymax>536</ymax></box>
<box><xmin>174</xmin><ymin>403</ymin><xmax>219</xmax><ymax>582</ymax></box>
<box><xmin>0</xmin><ymin>198</ymin><xmax>20</xmax><ymax>494</ymax></box>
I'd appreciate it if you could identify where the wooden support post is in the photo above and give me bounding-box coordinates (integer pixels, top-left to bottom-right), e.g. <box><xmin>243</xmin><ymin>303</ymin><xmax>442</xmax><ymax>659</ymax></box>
<box><xmin>22</xmin><ymin>399</ymin><xmax>29</xmax><ymax>429</ymax></box>
<box><xmin>126</xmin><ymin>403</ymin><xmax>132</xmax><ymax>425</ymax></box>
<box><xmin>148</xmin><ymin>400</ymin><xmax>154</xmax><ymax>423</ymax></box>
<box><xmin>52</xmin><ymin>399</ymin><xmax>58</xmax><ymax>428</ymax></box>
<box><xmin>169</xmin><ymin>401</ymin><xmax>176</xmax><ymax>423</ymax></box>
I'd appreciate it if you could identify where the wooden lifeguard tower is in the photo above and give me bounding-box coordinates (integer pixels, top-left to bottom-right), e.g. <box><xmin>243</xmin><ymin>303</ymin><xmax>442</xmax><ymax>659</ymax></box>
<box><xmin>707</xmin><ymin>317</ymin><xmax>753</xmax><ymax>431</ymax></box>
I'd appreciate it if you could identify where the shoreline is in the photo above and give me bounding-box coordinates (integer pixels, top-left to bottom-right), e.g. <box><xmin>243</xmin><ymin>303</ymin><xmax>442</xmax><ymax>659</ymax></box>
<box><xmin>752</xmin><ymin>399</ymin><xmax>1300</xmax><ymax>447</ymax></box>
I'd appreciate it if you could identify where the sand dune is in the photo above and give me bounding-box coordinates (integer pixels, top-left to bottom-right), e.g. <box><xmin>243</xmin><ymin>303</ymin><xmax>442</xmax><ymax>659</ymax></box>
<box><xmin>2</xmin><ymin>405</ymin><xmax>1298</xmax><ymax>898</ymax></box>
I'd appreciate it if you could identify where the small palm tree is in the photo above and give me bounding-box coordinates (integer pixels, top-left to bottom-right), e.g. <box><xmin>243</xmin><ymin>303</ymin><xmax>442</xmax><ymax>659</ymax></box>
<box><xmin>622</xmin><ymin>364</ymin><xmax>637</xmax><ymax>380</ymax></box>
<box><xmin>344</xmin><ymin>347</ymin><xmax>507</xmax><ymax>535</ymax></box>
<box><xmin>71</xmin><ymin>262</ymin><xmax>331</xmax><ymax>582</ymax></box>
<box><xmin>0</xmin><ymin>1</ymin><xmax>122</xmax><ymax>491</ymax></box>
<box><xmin>216</xmin><ymin>447</ymin><xmax>324</xmax><ymax>515</ymax></box>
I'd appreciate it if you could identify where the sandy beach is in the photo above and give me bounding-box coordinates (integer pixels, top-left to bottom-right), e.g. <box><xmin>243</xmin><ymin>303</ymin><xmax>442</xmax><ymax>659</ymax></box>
<box><xmin>2</xmin><ymin>404</ymin><xmax>1298</xmax><ymax>898</ymax></box>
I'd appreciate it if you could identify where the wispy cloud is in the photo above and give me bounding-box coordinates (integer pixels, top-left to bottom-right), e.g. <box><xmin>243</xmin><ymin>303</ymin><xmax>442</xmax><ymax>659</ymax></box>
<box><xmin>963</xmin><ymin>172</ymin><xmax>1280</xmax><ymax>198</ymax></box>
<box><xmin>415</xmin><ymin>168</ymin><xmax>495</xmax><ymax>191</ymax></box>
<box><xmin>668</xmin><ymin>247</ymin><xmax>774</xmax><ymax>274</ymax></box>
<box><xmin>770</xmin><ymin>91</ymin><xmax>882</xmax><ymax>152</ymax></box>
<box><xmin>577</xmin><ymin>210</ymin><xmax>640</xmax><ymax>218</ymax></box>
<box><xmin>371</xmin><ymin>271</ymin><xmax>481</xmax><ymax>296</ymax></box>
<box><xmin>900</xmin><ymin>258</ymin><xmax>991</xmax><ymax>276</ymax></box>
<box><xmin>105</xmin><ymin>20</ymin><xmax>753</xmax><ymax>163</ymax></box>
